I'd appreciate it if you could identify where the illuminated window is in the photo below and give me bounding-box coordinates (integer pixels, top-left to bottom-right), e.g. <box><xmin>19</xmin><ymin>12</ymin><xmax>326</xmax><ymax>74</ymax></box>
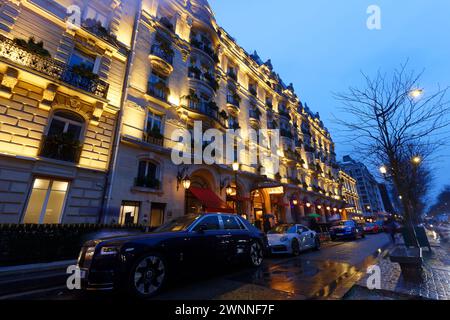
<box><xmin>23</xmin><ymin>178</ymin><xmax>69</xmax><ymax>224</ymax></box>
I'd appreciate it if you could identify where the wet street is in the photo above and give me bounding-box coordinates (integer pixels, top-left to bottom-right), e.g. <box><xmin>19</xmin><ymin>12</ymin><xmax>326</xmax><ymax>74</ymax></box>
<box><xmin>5</xmin><ymin>233</ymin><xmax>391</xmax><ymax>300</ymax></box>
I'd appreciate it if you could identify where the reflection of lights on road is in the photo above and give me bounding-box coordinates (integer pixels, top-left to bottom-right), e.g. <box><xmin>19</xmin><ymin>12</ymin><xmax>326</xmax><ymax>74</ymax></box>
<box><xmin>432</xmin><ymin>231</ymin><xmax>438</xmax><ymax>240</ymax></box>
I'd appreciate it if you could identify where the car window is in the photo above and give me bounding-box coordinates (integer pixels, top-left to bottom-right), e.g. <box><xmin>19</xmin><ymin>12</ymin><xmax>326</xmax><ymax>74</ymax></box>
<box><xmin>223</xmin><ymin>216</ymin><xmax>242</xmax><ymax>230</ymax></box>
<box><xmin>297</xmin><ymin>226</ymin><xmax>308</xmax><ymax>233</ymax></box>
<box><xmin>194</xmin><ymin>216</ymin><xmax>220</xmax><ymax>231</ymax></box>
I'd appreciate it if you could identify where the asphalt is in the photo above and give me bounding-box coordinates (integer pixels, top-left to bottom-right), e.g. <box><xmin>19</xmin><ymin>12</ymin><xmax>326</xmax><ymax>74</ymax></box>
<box><xmin>0</xmin><ymin>233</ymin><xmax>392</xmax><ymax>300</ymax></box>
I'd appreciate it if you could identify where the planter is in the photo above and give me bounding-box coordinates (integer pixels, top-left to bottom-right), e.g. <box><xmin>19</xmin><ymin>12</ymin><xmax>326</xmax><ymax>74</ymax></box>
<box><xmin>389</xmin><ymin>246</ymin><xmax>424</xmax><ymax>282</ymax></box>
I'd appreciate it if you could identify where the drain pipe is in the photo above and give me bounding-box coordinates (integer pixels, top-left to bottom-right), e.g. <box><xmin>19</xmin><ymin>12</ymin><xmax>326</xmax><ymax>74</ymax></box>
<box><xmin>100</xmin><ymin>1</ymin><xmax>143</xmax><ymax>224</ymax></box>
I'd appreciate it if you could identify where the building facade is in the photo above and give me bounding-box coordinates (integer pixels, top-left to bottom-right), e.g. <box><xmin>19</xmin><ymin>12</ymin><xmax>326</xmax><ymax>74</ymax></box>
<box><xmin>0</xmin><ymin>0</ymin><xmax>136</xmax><ymax>223</ymax></box>
<box><xmin>339</xmin><ymin>170</ymin><xmax>362</xmax><ymax>218</ymax></box>
<box><xmin>0</xmin><ymin>0</ymin><xmax>345</xmax><ymax>226</ymax></box>
<box><xmin>340</xmin><ymin>156</ymin><xmax>385</xmax><ymax>217</ymax></box>
<box><xmin>104</xmin><ymin>0</ymin><xmax>345</xmax><ymax>228</ymax></box>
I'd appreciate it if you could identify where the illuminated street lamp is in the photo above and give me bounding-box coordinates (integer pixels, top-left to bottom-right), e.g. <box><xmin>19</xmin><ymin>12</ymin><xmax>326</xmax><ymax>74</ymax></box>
<box><xmin>182</xmin><ymin>176</ymin><xmax>191</xmax><ymax>190</ymax></box>
<box><xmin>232</xmin><ymin>162</ymin><xmax>240</xmax><ymax>214</ymax></box>
<box><xmin>306</xmin><ymin>202</ymin><xmax>311</xmax><ymax>208</ymax></box>
<box><xmin>379</xmin><ymin>165</ymin><xmax>387</xmax><ymax>175</ymax></box>
<box><xmin>226</xmin><ymin>184</ymin><xmax>233</xmax><ymax>196</ymax></box>
<box><xmin>412</xmin><ymin>156</ymin><xmax>422</xmax><ymax>165</ymax></box>
<box><xmin>232</xmin><ymin>162</ymin><xmax>240</xmax><ymax>172</ymax></box>
<box><xmin>409</xmin><ymin>89</ymin><xmax>423</xmax><ymax>99</ymax></box>
<box><xmin>292</xmin><ymin>199</ymin><xmax>299</xmax><ymax>206</ymax></box>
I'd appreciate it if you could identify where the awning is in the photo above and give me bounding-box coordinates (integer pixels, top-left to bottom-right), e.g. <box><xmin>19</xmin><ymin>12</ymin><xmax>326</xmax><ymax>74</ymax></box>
<box><xmin>189</xmin><ymin>187</ymin><xmax>235</xmax><ymax>213</ymax></box>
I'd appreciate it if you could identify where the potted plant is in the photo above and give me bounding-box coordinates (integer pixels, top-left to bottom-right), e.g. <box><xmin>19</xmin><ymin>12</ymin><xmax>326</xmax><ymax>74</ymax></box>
<box><xmin>13</xmin><ymin>37</ymin><xmax>50</xmax><ymax>57</ymax></box>
<box><xmin>182</xmin><ymin>89</ymin><xmax>200</xmax><ymax>104</ymax></box>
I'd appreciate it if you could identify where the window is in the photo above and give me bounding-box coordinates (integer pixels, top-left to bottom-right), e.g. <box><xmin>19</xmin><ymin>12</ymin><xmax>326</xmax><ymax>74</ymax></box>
<box><xmin>195</xmin><ymin>216</ymin><xmax>220</xmax><ymax>231</ymax></box>
<box><xmin>119</xmin><ymin>201</ymin><xmax>140</xmax><ymax>225</ymax></box>
<box><xmin>223</xmin><ymin>216</ymin><xmax>242</xmax><ymax>230</ymax></box>
<box><xmin>84</xmin><ymin>6</ymin><xmax>108</xmax><ymax>27</ymax></box>
<box><xmin>23</xmin><ymin>178</ymin><xmax>69</xmax><ymax>224</ymax></box>
<box><xmin>136</xmin><ymin>160</ymin><xmax>160</xmax><ymax>189</ymax></box>
<box><xmin>146</xmin><ymin>111</ymin><xmax>163</xmax><ymax>136</ymax></box>
<box><xmin>69</xmin><ymin>49</ymin><xmax>95</xmax><ymax>72</ymax></box>
<box><xmin>147</xmin><ymin>71</ymin><xmax>168</xmax><ymax>99</ymax></box>
<box><xmin>41</xmin><ymin>111</ymin><xmax>84</xmax><ymax>162</ymax></box>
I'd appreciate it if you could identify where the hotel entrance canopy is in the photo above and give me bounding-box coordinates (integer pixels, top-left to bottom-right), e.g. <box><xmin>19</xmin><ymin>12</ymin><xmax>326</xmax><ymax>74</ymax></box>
<box><xmin>189</xmin><ymin>187</ymin><xmax>235</xmax><ymax>213</ymax></box>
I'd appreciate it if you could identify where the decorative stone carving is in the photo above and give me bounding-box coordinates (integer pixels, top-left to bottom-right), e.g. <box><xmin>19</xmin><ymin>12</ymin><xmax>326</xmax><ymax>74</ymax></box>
<box><xmin>39</xmin><ymin>83</ymin><xmax>59</xmax><ymax>111</ymax></box>
<box><xmin>0</xmin><ymin>67</ymin><xmax>18</xmax><ymax>98</ymax></box>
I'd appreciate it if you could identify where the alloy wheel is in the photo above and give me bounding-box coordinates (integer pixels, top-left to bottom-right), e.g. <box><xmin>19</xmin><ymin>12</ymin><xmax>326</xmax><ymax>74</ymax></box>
<box><xmin>133</xmin><ymin>255</ymin><xmax>166</xmax><ymax>296</ymax></box>
<box><xmin>250</xmin><ymin>242</ymin><xmax>263</xmax><ymax>267</ymax></box>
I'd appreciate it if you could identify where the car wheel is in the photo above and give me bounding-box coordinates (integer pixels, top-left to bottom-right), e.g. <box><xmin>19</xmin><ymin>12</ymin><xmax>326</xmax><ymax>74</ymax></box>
<box><xmin>128</xmin><ymin>253</ymin><xmax>167</xmax><ymax>298</ymax></box>
<box><xmin>313</xmin><ymin>237</ymin><xmax>321</xmax><ymax>251</ymax></box>
<box><xmin>248</xmin><ymin>241</ymin><xmax>264</xmax><ymax>267</ymax></box>
<box><xmin>291</xmin><ymin>239</ymin><xmax>300</xmax><ymax>256</ymax></box>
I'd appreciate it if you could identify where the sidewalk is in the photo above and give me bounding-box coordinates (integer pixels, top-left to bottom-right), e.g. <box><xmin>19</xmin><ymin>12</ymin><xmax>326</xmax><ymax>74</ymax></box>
<box><xmin>345</xmin><ymin>231</ymin><xmax>450</xmax><ymax>300</ymax></box>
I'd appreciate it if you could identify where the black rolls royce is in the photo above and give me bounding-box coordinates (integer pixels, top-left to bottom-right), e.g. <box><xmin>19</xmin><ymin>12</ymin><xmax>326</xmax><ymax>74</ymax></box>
<box><xmin>77</xmin><ymin>213</ymin><xmax>268</xmax><ymax>298</ymax></box>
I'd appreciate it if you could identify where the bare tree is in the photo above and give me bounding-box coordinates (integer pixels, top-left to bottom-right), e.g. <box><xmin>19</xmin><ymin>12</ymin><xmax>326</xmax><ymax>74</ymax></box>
<box><xmin>334</xmin><ymin>62</ymin><xmax>450</xmax><ymax>246</ymax></box>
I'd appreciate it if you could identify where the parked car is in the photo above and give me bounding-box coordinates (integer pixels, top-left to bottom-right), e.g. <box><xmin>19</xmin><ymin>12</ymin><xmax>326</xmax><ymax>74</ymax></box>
<box><xmin>77</xmin><ymin>213</ymin><xmax>268</xmax><ymax>298</ymax></box>
<box><xmin>364</xmin><ymin>222</ymin><xmax>381</xmax><ymax>234</ymax></box>
<box><xmin>329</xmin><ymin>220</ymin><xmax>365</xmax><ymax>241</ymax></box>
<box><xmin>267</xmin><ymin>224</ymin><xmax>320</xmax><ymax>255</ymax></box>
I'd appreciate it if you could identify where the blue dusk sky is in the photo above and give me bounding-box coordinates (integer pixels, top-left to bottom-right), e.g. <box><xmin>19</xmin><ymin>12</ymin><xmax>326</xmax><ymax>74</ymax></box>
<box><xmin>209</xmin><ymin>0</ymin><xmax>450</xmax><ymax>202</ymax></box>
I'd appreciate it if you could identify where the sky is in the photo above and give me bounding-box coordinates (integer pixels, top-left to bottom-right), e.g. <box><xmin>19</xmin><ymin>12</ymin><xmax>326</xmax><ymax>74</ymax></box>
<box><xmin>209</xmin><ymin>0</ymin><xmax>450</xmax><ymax>203</ymax></box>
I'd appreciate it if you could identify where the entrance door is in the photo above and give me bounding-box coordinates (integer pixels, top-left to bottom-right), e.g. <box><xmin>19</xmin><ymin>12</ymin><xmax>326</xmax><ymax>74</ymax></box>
<box><xmin>150</xmin><ymin>203</ymin><xmax>165</xmax><ymax>227</ymax></box>
<box><xmin>119</xmin><ymin>201</ymin><xmax>140</xmax><ymax>225</ymax></box>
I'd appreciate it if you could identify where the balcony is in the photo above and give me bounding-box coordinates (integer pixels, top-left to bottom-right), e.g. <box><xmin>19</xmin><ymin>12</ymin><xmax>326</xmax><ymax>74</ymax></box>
<box><xmin>147</xmin><ymin>82</ymin><xmax>169</xmax><ymax>102</ymax></box>
<box><xmin>149</xmin><ymin>44</ymin><xmax>174</xmax><ymax>76</ymax></box>
<box><xmin>190</xmin><ymin>39</ymin><xmax>219</xmax><ymax>64</ymax></box>
<box><xmin>188</xmin><ymin>67</ymin><xmax>218</xmax><ymax>92</ymax></box>
<box><xmin>81</xmin><ymin>19</ymin><xmax>118</xmax><ymax>46</ymax></box>
<box><xmin>226</xmin><ymin>94</ymin><xmax>240</xmax><ymax>112</ymax></box>
<box><xmin>186</xmin><ymin>100</ymin><xmax>227</xmax><ymax>127</ymax></box>
<box><xmin>280</xmin><ymin>129</ymin><xmax>293</xmax><ymax>139</ymax></box>
<box><xmin>0</xmin><ymin>35</ymin><xmax>109</xmax><ymax>99</ymax></box>
<box><xmin>39</xmin><ymin>134</ymin><xmax>82</xmax><ymax>163</ymax></box>
<box><xmin>144</xmin><ymin>131</ymin><xmax>164</xmax><ymax>147</ymax></box>
<box><xmin>279</xmin><ymin>109</ymin><xmax>291</xmax><ymax>120</ymax></box>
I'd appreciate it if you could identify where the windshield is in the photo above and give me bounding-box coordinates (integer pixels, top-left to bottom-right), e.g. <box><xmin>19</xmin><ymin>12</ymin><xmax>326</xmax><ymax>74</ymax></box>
<box><xmin>333</xmin><ymin>221</ymin><xmax>354</xmax><ymax>227</ymax></box>
<box><xmin>268</xmin><ymin>225</ymin><xmax>295</xmax><ymax>234</ymax></box>
<box><xmin>154</xmin><ymin>215</ymin><xmax>199</xmax><ymax>233</ymax></box>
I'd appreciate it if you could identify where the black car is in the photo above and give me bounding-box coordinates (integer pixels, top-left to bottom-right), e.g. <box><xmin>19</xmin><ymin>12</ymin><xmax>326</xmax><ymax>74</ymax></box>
<box><xmin>77</xmin><ymin>213</ymin><xmax>268</xmax><ymax>298</ymax></box>
<box><xmin>329</xmin><ymin>220</ymin><xmax>365</xmax><ymax>241</ymax></box>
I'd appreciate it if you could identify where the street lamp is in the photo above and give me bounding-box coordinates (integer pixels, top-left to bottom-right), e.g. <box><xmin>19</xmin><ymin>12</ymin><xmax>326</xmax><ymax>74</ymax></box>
<box><xmin>226</xmin><ymin>184</ymin><xmax>233</xmax><ymax>196</ymax></box>
<box><xmin>293</xmin><ymin>199</ymin><xmax>298</xmax><ymax>206</ymax></box>
<box><xmin>306</xmin><ymin>202</ymin><xmax>311</xmax><ymax>208</ymax></box>
<box><xmin>232</xmin><ymin>162</ymin><xmax>240</xmax><ymax>172</ymax></box>
<box><xmin>379</xmin><ymin>165</ymin><xmax>387</xmax><ymax>175</ymax></box>
<box><xmin>411</xmin><ymin>156</ymin><xmax>422</xmax><ymax>165</ymax></box>
<box><xmin>409</xmin><ymin>89</ymin><xmax>423</xmax><ymax>99</ymax></box>
<box><xmin>182</xmin><ymin>176</ymin><xmax>191</xmax><ymax>190</ymax></box>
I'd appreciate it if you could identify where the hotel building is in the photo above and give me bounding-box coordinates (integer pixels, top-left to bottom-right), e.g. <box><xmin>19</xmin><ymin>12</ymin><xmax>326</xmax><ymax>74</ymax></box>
<box><xmin>0</xmin><ymin>0</ymin><xmax>345</xmax><ymax>227</ymax></box>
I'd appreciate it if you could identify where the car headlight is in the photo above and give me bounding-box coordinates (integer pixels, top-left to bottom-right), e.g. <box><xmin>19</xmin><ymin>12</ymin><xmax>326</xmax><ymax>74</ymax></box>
<box><xmin>85</xmin><ymin>246</ymin><xmax>96</xmax><ymax>260</ymax></box>
<box><xmin>100</xmin><ymin>246</ymin><xmax>119</xmax><ymax>256</ymax></box>
<box><xmin>280</xmin><ymin>236</ymin><xmax>288</xmax><ymax>242</ymax></box>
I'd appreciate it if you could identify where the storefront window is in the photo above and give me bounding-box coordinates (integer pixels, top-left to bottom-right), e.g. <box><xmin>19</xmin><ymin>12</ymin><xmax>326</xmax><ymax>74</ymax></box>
<box><xmin>23</xmin><ymin>178</ymin><xmax>69</xmax><ymax>224</ymax></box>
<box><xmin>119</xmin><ymin>201</ymin><xmax>140</xmax><ymax>225</ymax></box>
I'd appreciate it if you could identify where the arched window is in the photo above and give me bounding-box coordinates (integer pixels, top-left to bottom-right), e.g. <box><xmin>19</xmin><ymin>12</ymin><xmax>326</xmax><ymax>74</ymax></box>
<box><xmin>135</xmin><ymin>160</ymin><xmax>161</xmax><ymax>189</ymax></box>
<box><xmin>40</xmin><ymin>110</ymin><xmax>84</xmax><ymax>163</ymax></box>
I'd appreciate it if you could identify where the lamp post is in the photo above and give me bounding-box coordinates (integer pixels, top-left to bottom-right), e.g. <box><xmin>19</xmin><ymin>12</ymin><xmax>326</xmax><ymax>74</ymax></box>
<box><xmin>232</xmin><ymin>162</ymin><xmax>240</xmax><ymax>215</ymax></box>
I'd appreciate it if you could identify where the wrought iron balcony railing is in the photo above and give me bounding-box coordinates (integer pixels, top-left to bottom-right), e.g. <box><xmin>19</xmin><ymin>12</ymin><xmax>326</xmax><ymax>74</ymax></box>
<box><xmin>186</xmin><ymin>100</ymin><xmax>227</xmax><ymax>127</ymax></box>
<box><xmin>144</xmin><ymin>132</ymin><xmax>164</xmax><ymax>147</ymax></box>
<box><xmin>0</xmin><ymin>35</ymin><xmax>109</xmax><ymax>98</ymax></box>
<box><xmin>135</xmin><ymin>176</ymin><xmax>161</xmax><ymax>189</ymax></box>
<box><xmin>150</xmin><ymin>45</ymin><xmax>174</xmax><ymax>65</ymax></box>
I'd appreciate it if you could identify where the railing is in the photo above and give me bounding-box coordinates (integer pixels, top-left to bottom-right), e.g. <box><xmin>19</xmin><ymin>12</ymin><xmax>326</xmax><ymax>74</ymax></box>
<box><xmin>249</xmin><ymin>110</ymin><xmax>261</xmax><ymax>121</ymax></box>
<box><xmin>0</xmin><ymin>35</ymin><xmax>109</xmax><ymax>98</ymax></box>
<box><xmin>150</xmin><ymin>45</ymin><xmax>174</xmax><ymax>65</ymax></box>
<box><xmin>190</xmin><ymin>39</ymin><xmax>219</xmax><ymax>63</ymax></box>
<box><xmin>147</xmin><ymin>83</ymin><xmax>168</xmax><ymax>101</ymax></box>
<box><xmin>226</xmin><ymin>94</ymin><xmax>240</xmax><ymax>108</ymax></box>
<box><xmin>186</xmin><ymin>100</ymin><xmax>227</xmax><ymax>127</ymax></box>
<box><xmin>188</xmin><ymin>69</ymin><xmax>218</xmax><ymax>91</ymax></box>
<box><xmin>39</xmin><ymin>135</ymin><xmax>82</xmax><ymax>163</ymax></box>
<box><xmin>144</xmin><ymin>132</ymin><xmax>164</xmax><ymax>147</ymax></box>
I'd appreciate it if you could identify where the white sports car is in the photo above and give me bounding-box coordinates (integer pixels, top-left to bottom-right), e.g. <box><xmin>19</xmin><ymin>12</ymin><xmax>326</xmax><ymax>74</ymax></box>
<box><xmin>267</xmin><ymin>224</ymin><xmax>320</xmax><ymax>256</ymax></box>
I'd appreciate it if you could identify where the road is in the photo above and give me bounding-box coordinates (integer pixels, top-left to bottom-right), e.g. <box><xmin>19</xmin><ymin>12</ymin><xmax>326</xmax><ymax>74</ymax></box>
<box><xmin>3</xmin><ymin>233</ymin><xmax>391</xmax><ymax>300</ymax></box>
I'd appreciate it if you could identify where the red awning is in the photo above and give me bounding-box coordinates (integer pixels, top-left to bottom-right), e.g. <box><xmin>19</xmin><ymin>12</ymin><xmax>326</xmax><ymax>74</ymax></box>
<box><xmin>189</xmin><ymin>187</ymin><xmax>235</xmax><ymax>213</ymax></box>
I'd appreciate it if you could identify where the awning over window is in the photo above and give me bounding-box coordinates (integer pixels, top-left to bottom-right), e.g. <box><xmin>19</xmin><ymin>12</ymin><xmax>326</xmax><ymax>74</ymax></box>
<box><xmin>189</xmin><ymin>187</ymin><xmax>235</xmax><ymax>213</ymax></box>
